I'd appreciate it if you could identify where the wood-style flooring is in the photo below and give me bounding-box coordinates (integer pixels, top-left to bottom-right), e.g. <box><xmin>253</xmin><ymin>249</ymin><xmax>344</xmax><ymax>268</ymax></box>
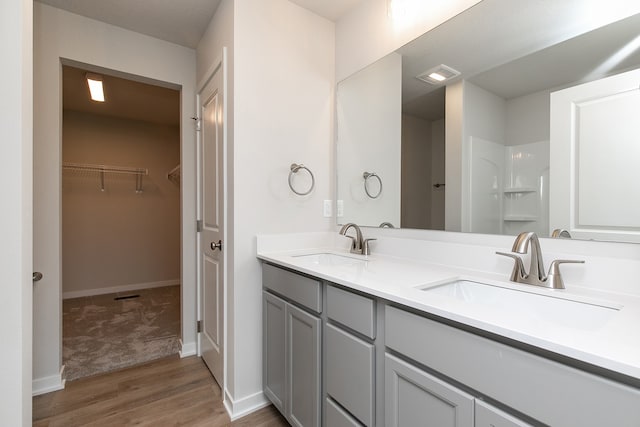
<box><xmin>33</xmin><ymin>355</ymin><xmax>289</xmax><ymax>426</ymax></box>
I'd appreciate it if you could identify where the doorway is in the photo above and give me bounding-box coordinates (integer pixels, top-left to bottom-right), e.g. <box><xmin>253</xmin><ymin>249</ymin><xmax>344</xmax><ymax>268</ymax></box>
<box><xmin>60</xmin><ymin>65</ymin><xmax>182</xmax><ymax>380</ymax></box>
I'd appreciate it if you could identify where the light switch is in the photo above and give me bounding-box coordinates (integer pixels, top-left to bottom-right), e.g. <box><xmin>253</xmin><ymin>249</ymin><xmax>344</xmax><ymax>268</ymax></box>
<box><xmin>323</xmin><ymin>200</ymin><xmax>333</xmax><ymax>217</ymax></box>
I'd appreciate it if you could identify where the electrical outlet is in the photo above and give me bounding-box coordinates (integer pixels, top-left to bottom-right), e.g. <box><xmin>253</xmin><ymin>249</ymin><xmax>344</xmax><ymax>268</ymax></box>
<box><xmin>323</xmin><ymin>200</ymin><xmax>332</xmax><ymax>217</ymax></box>
<box><xmin>337</xmin><ymin>200</ymin><xmax>344</xmax><ymax>217</ymax></box>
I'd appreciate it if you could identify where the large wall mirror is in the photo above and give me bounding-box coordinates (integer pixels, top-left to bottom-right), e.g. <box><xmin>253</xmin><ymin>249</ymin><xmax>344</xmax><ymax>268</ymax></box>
<box><xmin>336</xmin><ymin>0</ymin><xmax>640</xmax><ymax>242</ymax></box>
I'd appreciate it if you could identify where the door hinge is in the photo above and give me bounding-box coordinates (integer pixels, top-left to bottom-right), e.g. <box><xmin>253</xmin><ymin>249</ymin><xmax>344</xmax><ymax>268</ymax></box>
<box><xmin>197</xmin><ymin>219</ymin><xmax>203</xmax><ymax>232</ymax></box>
<box><xmin>197</xmin><ymin>320</ymin><xmax>202</xmax><ymax>333</ymax></box>
<box><xmin>192</xmin><ymin>116</ymin><xmax>201</xmax><ymax>132</ymax></box>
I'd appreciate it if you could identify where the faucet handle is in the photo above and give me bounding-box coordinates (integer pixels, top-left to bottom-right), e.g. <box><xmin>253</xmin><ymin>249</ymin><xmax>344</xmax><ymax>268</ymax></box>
<box><xmin>363</xmin><ymin>238</ymin><xmax>376</xmax><ymax>256</ymax></box>
<box><xmin>496</xmin><ymin>251</ymin><xmax>526</xmax><ymax>282</ymax></box>
<box><xmin>546</xmin><ymin>259</ymin><xmax>585</xmax><ymax>289</ymax></box>
<box><xmin>341</xmin><ymin>234</ymin><xmax>357</xmax><ymax>251</ymax></box>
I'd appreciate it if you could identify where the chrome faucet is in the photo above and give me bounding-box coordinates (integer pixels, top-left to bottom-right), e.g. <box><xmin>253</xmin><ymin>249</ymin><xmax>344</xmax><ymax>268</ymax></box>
<box><xmin>551</xmin><ymin>228</ymin><xmax>572</xmax><ymax>238</ymax></box>
<box><xmin>512</xmin><ymin>232</ymin><xmax>546</xmax><ymax>283</ymax></box>
<box><xmin>339</xmin><ymin>223</ymin><xmax>375</xmax><ymax>255</ymax></box>
<box><xmin>497</xmin><ymin>232</ymin><xmax>584</xmax><ymax>289</ymax></box>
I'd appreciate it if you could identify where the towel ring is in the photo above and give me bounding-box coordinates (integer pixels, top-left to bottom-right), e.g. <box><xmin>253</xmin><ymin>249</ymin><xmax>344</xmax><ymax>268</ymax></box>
<box><xmin>363</xmin><ymin>172</ymin><xmax>382</xmax><ymax>199</ymax></box>
<box><xmin>289</xmin><ymin>163</ymin><xmax>315</xmax><ymax>196</ymax></box>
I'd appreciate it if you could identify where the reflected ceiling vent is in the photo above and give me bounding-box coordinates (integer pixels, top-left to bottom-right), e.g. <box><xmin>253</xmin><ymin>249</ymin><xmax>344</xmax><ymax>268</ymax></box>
<box><xmin>416</xmin><ymin>64</ymin><xmax>460</xmax><ymax>85</ymax></box>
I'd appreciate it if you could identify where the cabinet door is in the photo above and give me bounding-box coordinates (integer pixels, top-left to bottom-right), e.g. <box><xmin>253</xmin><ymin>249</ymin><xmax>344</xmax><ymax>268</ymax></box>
<box><xmin>475</xmin><ymin>400</ymin><xmax>532</xmax><ymax>427</ymax></box>
<box><xmin>326</xmin><ymin>397</ymin><xmax>365</xmax><ymax>427</ymax></box>
<box><xmin>287</xmin><ymin>303</ymin><xmax>321</xmax><ymax>427</ymax></box>
<box><xmin>326</xmin><ymin>323</ymin><xmax>374</xmax><ymax>426</ymax></box>
<box><xmin>263</xmin><ymin>291</ymin><xmax>286</xmax><ymax>413</ymax></box>
<box><xmin>385</xmin><ymin>353</ymin><xmax>474</xmax><ymax>427</ymax></box>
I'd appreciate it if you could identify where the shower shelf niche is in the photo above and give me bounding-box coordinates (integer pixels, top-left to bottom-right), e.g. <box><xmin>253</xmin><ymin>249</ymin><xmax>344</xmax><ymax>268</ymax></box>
<box><xmin>503</xmin><ymin>187</ymin><xmax>536</xmax><ymax>194</ymax></box>
<box><xmin>503</xmin><ymin>215</ymin><xmax>538</xmax><ymax>222</ymax></box>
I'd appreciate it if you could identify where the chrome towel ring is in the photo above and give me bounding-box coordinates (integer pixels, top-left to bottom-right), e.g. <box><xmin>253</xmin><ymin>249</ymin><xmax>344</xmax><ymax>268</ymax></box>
<box><xmin>363</xmin><ymin>171</ymin><xmax>382</xmax><ymax>198</ymax></box>
<box><xmin>289</xmin><ymin>163</ymin><xmax>315</xmax><ymax>196</ymax></box>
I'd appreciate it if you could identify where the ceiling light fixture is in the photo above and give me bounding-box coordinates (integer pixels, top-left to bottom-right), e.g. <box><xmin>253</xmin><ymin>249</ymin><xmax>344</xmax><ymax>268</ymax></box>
<box><xmin>416</xmin><ymin>64</ymin><xmax>461</xmax><ymax>85</ymax></box>
<box><xmin>86</xmin><ymin>73</ymin><xmax>105</xmax><ymax>102</ymax></box>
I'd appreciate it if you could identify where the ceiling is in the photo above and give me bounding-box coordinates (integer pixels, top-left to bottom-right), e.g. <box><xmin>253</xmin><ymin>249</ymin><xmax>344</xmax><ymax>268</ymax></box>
<box><xmin>44</xmin><ymin>0</ymin><xmax>365</xmax><ymax>125</ymax></box>
<box><xmin>36</xmin><ymin>0</ymin><xmax>364</xmax><ymax>48</ymax></box>
<box><xmin>392</xmin><ymin>1</ymin><xmax>640</xmax><ymax>121</ymax></box>
<box><xmin>63</xmin><ymin>65</ymin><xmax>180</xmax><ymax>126</ymax></box>
<box><xmin>288</xmin><ymin>0</ymin><xmax>364</xmax><ymax>22</ymax></box>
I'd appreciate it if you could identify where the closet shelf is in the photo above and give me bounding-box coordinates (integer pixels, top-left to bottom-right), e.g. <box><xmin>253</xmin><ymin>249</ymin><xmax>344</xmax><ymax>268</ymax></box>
<box><xmin>62</xmin><ymin>162</ymin><xmax>148</xmax><ymax>193</ymax></box>
<box><xmin>503</xmin><ymin>187</ymin><xmax>536</xmax><ymax>194</ymax></box>
<box><xmin>503</xmin><ymin>215</ymin><xmax>538</xmax><ymax>222</ymax></box>
<box><xmin>167</xmin><ymin>164</ymin><xmax>181</xmax><ymax>185</ymax></box>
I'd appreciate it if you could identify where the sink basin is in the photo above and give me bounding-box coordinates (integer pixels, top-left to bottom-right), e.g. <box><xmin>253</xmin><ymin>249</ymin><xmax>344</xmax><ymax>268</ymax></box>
<box><xmin>292</xmin><ymin>253</ymin><xmax>366</xmax><ymax>266</ymax></box>
<box><xmin>421</xmin><ymin>280</ymin><xmax>621</xmax><ymax>330</ymax></box>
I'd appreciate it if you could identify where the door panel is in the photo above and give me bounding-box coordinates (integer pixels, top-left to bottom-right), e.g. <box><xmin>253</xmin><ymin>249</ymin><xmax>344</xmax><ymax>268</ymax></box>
<box><xmin>263</xmin><ymin>291</ymin><xmax>286</xmax><ymax>412</ymax></box>
<box><xmin>198</xmin><ymin>60</ymin><xmax>225</xmax><ymax>387</ymax></box>
<box><xmin>287</xmin><ymin>304</ymin><xmax>321</xmax><ymax>427</ymax></box>
<box><xmin>550</xmin><ymin>68</ymin><xmax>640</xmax><ymax>242</ymax></box>
<box><xmin>385</xmin><ymin>353</ymin><xmax>474</xmax><ymax>427</ymax></box>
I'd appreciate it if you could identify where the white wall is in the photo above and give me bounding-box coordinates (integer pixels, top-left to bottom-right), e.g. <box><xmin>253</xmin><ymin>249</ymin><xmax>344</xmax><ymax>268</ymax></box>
<box><xmin>0</xmin><ymin>0</ymin><xmax>32</xmax><ymax>423</ymax></box>
<box><xmin>505</xmin><ymin>90</ymin><xmax>550</xmax><ymax>146</ymax></box>
<box><xmin>335</xmin><ymin>0</ymin><xmax>482</xmax><ymax>81</ymax></box>
<box><xmin>431</xmin><ymin>119</ymin><xmax>445</xmax><ymax>229</ymax></box>
<box><xmin>401</xmin><ymin>114</ymin><xmax>432</xmax><ymax>229</ymax></box>
<box><xmin>62</xmin><ymin>112</ymin><xmax>181</xmax><ymax>297</ymax></box>
<box><xmin>444</xmin><ymin>82</ymin><xmax>464</xmax><ymax>231</ymax></box>
<box><xmin>197</xmin><ymin>0</ymin><xmax>335</xmax><ymax>416</ymax></box>
<box><xmin>33</xmin><ymin>3</ymin><xmax>196</xmax><ymax>392</ymax></box>
<box><xmin>337</xmin><ymin>52</ymin><xmax>402</xmax><ymax>227</ymax></box>
<box><xmin>462</xmin><ymin>81</ymin><xmax>506</xmax><ymax>232</ymax></box>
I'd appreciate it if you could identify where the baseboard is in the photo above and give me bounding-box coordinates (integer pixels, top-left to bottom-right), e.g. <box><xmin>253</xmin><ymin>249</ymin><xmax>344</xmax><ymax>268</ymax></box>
<box><xmin>33</xmin><ymin>365</ymin><xmax>66</xmax><ymax>396</ymax></box>
<box><xmin>179</xmin><ymin>339</ymin><xmax>197</xmax><ymax>358</ymax></box>
<box><xmin>224</xmin><ymin>388</ymin><xmax>270</xmax><ymax>421</ymax></box>
<box><xmin>63</xmin><ymin>279</ymin><xmax>180</xmax><ymax>299</ymax></box>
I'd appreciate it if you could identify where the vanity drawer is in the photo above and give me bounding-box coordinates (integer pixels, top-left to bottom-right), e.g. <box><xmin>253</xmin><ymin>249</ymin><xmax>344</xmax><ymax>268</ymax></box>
<box><xmin>326</xmin><ymin>398</ymin><xmax>364</xmax><ymax>427</ymax></box>
<box><xmin>326</xmin><ymin>323</ymin><xmax>375</xmax><ymax>426</ymax></box>
<box><xmin>475</xmin><ymin>400</ymin><xmax>532</xmax><ymax>427</ymax></box>
<box><xmin>327</xmin><ymin>284</ymin><xmax>376</xmax><ymax>339</ymax></box>
<box><xmin>385</xmin><ymin>305</ymin><xmax>640</xmax><ymax>427</ymax></box>
<box><xmin>262</xmin><ymin>263</ymin><xmax>322</xmax><ymax>313</ymax></box>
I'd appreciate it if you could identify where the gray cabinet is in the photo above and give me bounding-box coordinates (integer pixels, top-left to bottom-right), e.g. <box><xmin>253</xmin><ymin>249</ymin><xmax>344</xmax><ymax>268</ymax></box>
<box><xmin>326</xmin><ymin>397</ymin><xmax>364</xmax><ymax>427</ymax></box>
<box><xmin>325</xmin><ymin>323</ymin><xmax>375</xmax><ymax>426</ymax></box>
<box><xmin>262</xmin><ymin>264</ymin><xmax>322</xmax><ymax>427</ymax></box>
<box><xmin>287</xmin><ymin>302</ymin><xmax>321</xmax><ymax>427</ymax></box>
<box><xmin>263</xmin><ymin>263</ymin><xmax>640</xmax><ymax>427</ymax></box>
<box><xmin>263</xmin><ymin>291</ymin><xmax>286</xmax><ymax>412</ymax></box>
<box><xmin>325</xmin><ymin>285</ymin><xmax>377</xmax><ymax>426</ymax></box>
<box><xmin>385</xmin><ymin>305</ymin><xmax>640</xmax><ymax>427</ymax></box>
<box><xmin>475</xmin><ymin>400</ymin><xmax>532</xmax><ymax>427</ymax></box>
<box><xmin>385</xmin><ymin>353</ymin><xmax>474</xmax><ymax>427</ymax></box>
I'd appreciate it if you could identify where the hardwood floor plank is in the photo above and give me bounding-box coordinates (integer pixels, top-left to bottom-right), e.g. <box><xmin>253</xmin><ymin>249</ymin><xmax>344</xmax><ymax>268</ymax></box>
<box><xmin>231</xmin><ymin>404</ymin><xmax>288</xmax><ymax>427</ymax></box>
<box><xmin>33</xmin><ymin>356</ymin><xmax>289</xmax><ymax>426</ymax></box>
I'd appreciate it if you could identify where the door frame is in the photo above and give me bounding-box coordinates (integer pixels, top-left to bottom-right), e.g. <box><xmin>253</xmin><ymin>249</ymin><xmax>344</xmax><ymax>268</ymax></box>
<box><xmin>32</xmin><ymin>15</ymin><xmax>198</xmax><ymax>393</ymax></box>
<box><xmin>196</xmin><ymin>47</ymin><xmax>228</xmax><ymax>392</ymax></box>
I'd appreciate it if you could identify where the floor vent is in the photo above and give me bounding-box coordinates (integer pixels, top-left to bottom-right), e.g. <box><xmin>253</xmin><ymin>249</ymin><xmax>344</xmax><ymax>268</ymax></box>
<box><xmin>114</xmin><ymin>294</ymin><xmax>141</xmax><ymax>301</ymax></box>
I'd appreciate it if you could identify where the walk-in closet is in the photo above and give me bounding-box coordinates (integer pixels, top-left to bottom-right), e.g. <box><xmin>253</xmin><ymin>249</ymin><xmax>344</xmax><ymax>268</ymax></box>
<box><xmin>61</xmin><ymin>65</ymin><xmax>182</xmax><ymax>380</ymax></box>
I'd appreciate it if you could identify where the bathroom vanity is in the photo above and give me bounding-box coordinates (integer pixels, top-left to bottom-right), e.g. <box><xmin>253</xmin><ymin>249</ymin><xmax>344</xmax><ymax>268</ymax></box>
<box><xmin>258</xmin><ymin>236</ymin><xmax>640</xmax><ymax>427</ymax></box>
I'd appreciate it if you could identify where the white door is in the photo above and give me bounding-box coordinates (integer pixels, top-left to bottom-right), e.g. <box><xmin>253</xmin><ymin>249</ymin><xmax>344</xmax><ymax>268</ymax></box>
<box><xmin>198</xmin><ymin>59</ymin><xmax>225</xmax><ymax>386</ymax></box>
<box><xmin>550</xmin><ymin>68</ymin><xmax>640</xmax><ymax>242</ymax></box>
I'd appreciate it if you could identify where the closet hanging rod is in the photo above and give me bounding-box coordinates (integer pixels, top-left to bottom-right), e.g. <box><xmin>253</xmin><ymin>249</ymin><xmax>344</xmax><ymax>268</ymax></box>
<box><xmin>62</xmin><ymin>162</ymin><xmax>148</xmax><ymax>176</ymax></box>
<box><xmin>167</xmin><ymin>164</ymin><xmax>180</xmax><ymax>178</ymax></box>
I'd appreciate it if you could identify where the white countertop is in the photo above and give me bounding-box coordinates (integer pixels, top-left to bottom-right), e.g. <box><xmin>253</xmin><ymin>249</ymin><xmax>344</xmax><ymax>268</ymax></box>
<box><xmin>257</xmin><ymin>246</ymin><xmax>640</xmax><ymax>382</ymax></box>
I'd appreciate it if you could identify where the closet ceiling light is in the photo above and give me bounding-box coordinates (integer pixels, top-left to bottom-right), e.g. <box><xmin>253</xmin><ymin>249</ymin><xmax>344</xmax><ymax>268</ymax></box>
<box><xmin>416</xmin><ymin>64</ymin><xmax>461</xmax><ymax>85</ymax></box>
<box><xmin>86</xmin><ymin>73</ymin><xmax>105</xmax><ymax>102</ymax></box>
